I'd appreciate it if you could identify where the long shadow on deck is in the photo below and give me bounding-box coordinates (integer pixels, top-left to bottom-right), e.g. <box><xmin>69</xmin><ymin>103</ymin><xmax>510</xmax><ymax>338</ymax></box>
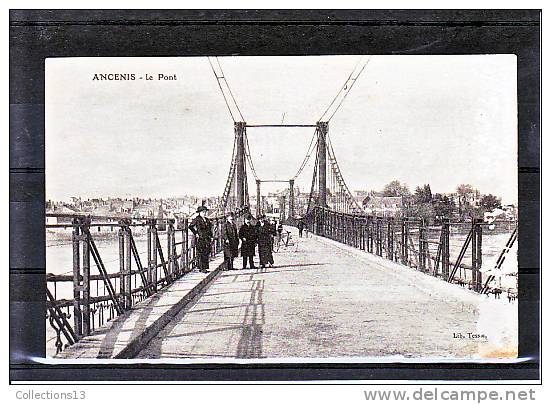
<box><xmin>138</xmin><ymin>267</ymin><xmax>269</xmax><ymax>358</ymax></box>
<box><xmin>235</xmin><ymin>278</ymin><xmax>265</xmax><ymax>358</ymax></box>
<box><xmin>138</xmin><ymin>260</ymin><xmax>330</xmax><ymax>359</ymax></box>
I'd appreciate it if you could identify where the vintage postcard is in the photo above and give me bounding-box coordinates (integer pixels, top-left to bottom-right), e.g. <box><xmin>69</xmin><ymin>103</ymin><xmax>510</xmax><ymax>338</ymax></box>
<box><xmin>44</xmin><ymin>55</ymin><xmax>519</xmax><ymax>361</ymax></box>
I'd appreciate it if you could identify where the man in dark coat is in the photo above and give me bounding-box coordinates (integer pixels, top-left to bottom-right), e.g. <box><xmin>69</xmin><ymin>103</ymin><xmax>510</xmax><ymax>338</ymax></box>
<box><xmin>239</xmin><ymin>214</ymin><xmax>257</xmax><ymax>269</ymax></box>
<box><xmin>257</xmin><ymin>215</ymin><xmax>275</xmax><ymax>268</ymax></box>
<box><xmin>222</xmin><ymin>212</ymin><xmax>239</xmax><ymax>271</ymax></box>
<box><xmin>297</xmin><ymin>219</ymin><xmax>305</xmax><ymax>238</ymax></box>
<box><xmin>189</xmin><ymin>205</ymin><xmax>213</xmax><ymax>273</ymax></box>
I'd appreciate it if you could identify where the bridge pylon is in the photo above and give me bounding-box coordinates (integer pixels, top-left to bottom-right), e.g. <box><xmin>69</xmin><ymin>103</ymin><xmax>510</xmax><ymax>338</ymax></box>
<box><xmin>256</xmin><ymin>179</ymin><xmax>261</xmax><ymax>217</ymax></box>
<box><xmin>234</xmin><ymin>121</ymin><xmax>247</xmax><ymax>210</ymax></box>
<box><xmin>317</xmin><ymin>121</ymin><xmax>328</xmax><ymax>208</ymax></box>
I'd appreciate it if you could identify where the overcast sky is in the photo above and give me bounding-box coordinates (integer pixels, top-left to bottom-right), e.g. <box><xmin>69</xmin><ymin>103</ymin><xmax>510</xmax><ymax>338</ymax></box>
<box><xmin>45</xmin><ymin>55</ymin><xmax>517</xmax><ymax>203</ymax></box>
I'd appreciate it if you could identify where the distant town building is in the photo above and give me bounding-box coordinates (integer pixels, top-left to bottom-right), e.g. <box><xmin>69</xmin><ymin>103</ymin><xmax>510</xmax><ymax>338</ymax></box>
<box><xmin>362</xmin><ymin>193</ymin><xmax>404</xmax><ymax>217</ymax></box>
<box><xmin>353</xmin><ymin>190</ymin><xmax>369</xmax><ymax>205</ymax></box>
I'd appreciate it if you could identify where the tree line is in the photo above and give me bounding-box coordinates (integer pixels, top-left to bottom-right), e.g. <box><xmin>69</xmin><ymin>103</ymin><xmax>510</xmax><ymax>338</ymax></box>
<box><xmin>375</xmin><ymin>180</ymin><xmax>503</xmax><ymax>221</ymax></box>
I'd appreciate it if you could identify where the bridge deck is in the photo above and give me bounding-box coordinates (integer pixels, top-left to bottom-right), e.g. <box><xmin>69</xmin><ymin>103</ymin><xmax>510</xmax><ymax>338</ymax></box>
<box><xmin>136</xmin><ymin>227</ymin><xmax>502</xmax><ymax>360</ymax></box>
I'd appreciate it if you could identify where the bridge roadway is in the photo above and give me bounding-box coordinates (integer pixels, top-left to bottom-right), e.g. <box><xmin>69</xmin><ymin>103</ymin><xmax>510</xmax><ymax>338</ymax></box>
<box><xmin>135</xmin><ymin>227</ymin><xmax>488</xmax><ymax>360</ymax></box>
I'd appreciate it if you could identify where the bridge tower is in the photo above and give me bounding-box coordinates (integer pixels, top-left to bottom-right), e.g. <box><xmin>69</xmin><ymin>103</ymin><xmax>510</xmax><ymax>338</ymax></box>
<box><xmin>235</xmin><ymin>121</ymin><xmax>247</xmax><ymax>209</ymax></box>
<box><xmin>289</xmin><ymin>179</ymin><xmax>295</xmax><ymax>219</ymax></box>
<box><xmin>317</xmin><ymin>121</ymin><xmax>328</xmax><ymax>208</ymax></box>
<box><xmin>256</xmin><ymin>179</ymin><xmax>261</xmax><ymax>217</ymax></box>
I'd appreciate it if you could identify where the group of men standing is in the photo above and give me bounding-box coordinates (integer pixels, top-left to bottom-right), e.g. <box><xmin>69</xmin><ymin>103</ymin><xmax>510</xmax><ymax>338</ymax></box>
<box><xmin>188</xmin><ymin>205</ymin><xmax>278</xmax><ymax>273</ymax></box>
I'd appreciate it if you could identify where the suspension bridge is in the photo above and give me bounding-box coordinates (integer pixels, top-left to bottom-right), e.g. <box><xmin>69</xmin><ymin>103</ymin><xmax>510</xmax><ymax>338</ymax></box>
<box><xmin>46</xmin><ymin>56</ymin><xmax>518</xmax><ymax>360</ymax></box>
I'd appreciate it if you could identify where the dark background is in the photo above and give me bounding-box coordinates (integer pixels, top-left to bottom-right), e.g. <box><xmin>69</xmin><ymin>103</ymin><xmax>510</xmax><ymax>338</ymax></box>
<box><xmin>9</xmin><ymin>9</ymin><xmax>541</xmax><ymax>382</ymax></box>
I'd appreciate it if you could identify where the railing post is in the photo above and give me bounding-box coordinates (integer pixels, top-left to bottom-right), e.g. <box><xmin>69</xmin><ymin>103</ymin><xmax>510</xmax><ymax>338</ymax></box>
<box><xmin>124</xmin><ymin>226</ymin><xmax>133</xmax><ymax>309</ymax></box>
<box><xmin>147</xmin><ymin>220</ymin><xmax>152</xmax><ymax>289</ymax></box>
<box><xmin>342</xmin><ymin>214</ymin><xmax>346</xmax><ymax>244</ymax></box>
<box><xmin>476</xmin><ymin>219</ymin><xmax>483</xmax><ymax>291</ymax></box>
<box><xmin>153</xmin><ymin>221</ymin><xmax>158</xmax><ymax>291</ymax></box>
<box><xmin>344</xmin><ymin>215</ymin><xmax>348</xmax><ymax>245</ymax></box>
<box><xmin>327</xmin><ymin>211</ymin><xmax>334</xmax><ymax>239</ymax></box>
<box><xmin>345</xmin><ymin>214</ymin><xmax>348</xmax><ymax>244</ymax></box>
<box><xmin>332</xmin><ymin>212</ymin><xmax>335</xmax><ymax>240</ymax></box>
<box><xmin>147</xmin><ymin>219</ymin><xmax>151</xmax><ymax>282</ymax></box>
<box><xmin>319</xmin><ymin>209</ymin><xmax>323</xmax><ymax>237</ymax></box>
<box><xmin>359</xmin><ymin>217</ymin><xmax>364</xmax><ymax>249</ymax></box>
<box><xmin>167</xmin><ymin>220</ymin><xmax>174</xmax><ymax>279</ymax></box>
<box><xmin>334</xmin><ymin>211</ymin><xmax>338</xmax><ymax>240</ymax></box>
<box><xmin>368</xmin><ymin>216</ymin><xmax>373</xmax><ymax>253</ymax></box>
<box><xmin>341</xmin><ymin>213</ymin><xmax>348</xmax><ymax>244</ymax></box>
<box><xmin>356</xmin><ymin>216</ymin><xmax>360</xmax><ymax>248</ymax></box>
<box><xmin>183</xmin><ymin>218</ymin><xmax>189</xmax><ymax>271</ymax></box>
<box><xmin>348</xmin><ymin>215</ymin><xmax>352</xmax><ymax>246</ymax></box>
<box><xmin>174</xmin><ymin>220</ymin><xmax>180</xmax><ymax>277</ymax></box>
<box><xmin>335</xmin><ymin>212</ymin><xmax>338</xmax><ymax>242</ymax></box>
<box><xmin>442</xmin><ymin>219</ymin><xmax>450</xmax><ymax>280</ymax></box>
<box><xmin>148</xmin><ymin>219</ymin><xmax>158</xmax><ymax>293</ymax></box>
<box><xmin>322</xmin><ymin>208</ymin><xmax>326</xmax><ymax>237</ymax></box>
<box><xmin>321</xmin><ymin>209</ymin><xmax>326</xmax><ymax>237</ymax></box>
<box><xmin>348</xmin><ymin>216</ymin><xmax>354</xmax><ymax>247</ymax></box>
<box><xmin>124</xmin><ymin>225</ymin><xmax>132</xmax><ymax>309</ymax></box>
<box><xmin>352</xmin><ymin>216</ymin><xmax>355</xmax><ymax>247</ymax></box>
<box><xmin>471</xmin><ymin>225</ymin><xmax>476</xmax><ymax>290</ymax></box>
<box><xmin>81</xmin><ymin>221</ymin><xmax>91</xmax><ymax>336</ymax></box>
<box><xmin>400</xmin><ymin>219</ymin><xmax>405</xmax><ymax>264</ymax></box>
<box><xmin>403</xmin><ymin>220</ymin><xmax>409</xmax><ymax>265</ymax></box>
<box><xmin>364</xmin><ymin>216</ymin><xmax>368</xmax><ymax>252</ymax></box>
<box><xmin>72</xmin><ymin>218</ymin><xmax>82</xmax><ymax>338</ymax></box>
<box><xmin>472</xmin><ymin>218</ymin><xmax>483</xmax><ymax>292</ymax></box>
<box><xmin>336</xmin><ymin>213</ymin><xmax>340</xmax><ymax>242</ymax></box>
<box><xmin>118</xmin><ymin>226</ymin><xmax>125</xmax><ymax>310</ymax></box>
<box><xmin>173</xmin><ymin>220</ymin><xmax>179</xmax><ymax>277</ymax></box>
<box><xmin>419</xmin><ymin>219</ymin><xmax>426</xmax><ymax>272</ymax></box>
<box><xmin>353</xmin><ymin>216</ymin><xmax>358</xmax><ymax>248</ymax></box>
<box><xmin>326</xmin><ymin>210</ymin><xmax>329</xmax><ymax>238</ymax></box>
<box><xmin>375</xmin><ymin>218</ymin><xmax>381</xmax><ymax>256</ymax></box>
<box><xmin>387</xmin><ymin>218</ymin><xmax>394</xmax><ymax>260</ymax></box>
<box><xmin>314</xmin><ymin>208</ymin><xmax>319</xmax><ymax>235</ymax></box>
<box><xmin>180</xmin><ymin>217</ymin><xmax>189</xmax><ymax>273</ymax></box>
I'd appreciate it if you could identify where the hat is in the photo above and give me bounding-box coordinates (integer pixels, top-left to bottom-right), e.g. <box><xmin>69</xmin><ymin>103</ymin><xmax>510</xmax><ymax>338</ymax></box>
<box><xmin>196</xmin><ymin>206</ymin><xmax>208</xmax><ymax>213</ymax></box>
<box><xmin>226</xmin><ymin>211</ymin><xmax>235</xmax><ymax>217</ymax></box>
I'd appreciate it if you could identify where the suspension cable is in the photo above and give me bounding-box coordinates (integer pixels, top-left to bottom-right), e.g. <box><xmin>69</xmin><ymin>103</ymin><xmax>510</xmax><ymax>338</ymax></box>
<box><xmin>319</xmin><ymin>56</ymin><xmax>371</xmax><ymax>123</ymax></box>
<box><xmin>215</xmin><ymin>58</ymin><xmax>245</xmax><ymax>122</ymax></box>
<box><xmin>207</xmin><ymin>56</ymin><xmax>245</xmax><ymax>122</ymax></box>
<box><xmin>221</xmin><ymin>136</ymin><xmax>238</xmax><ymax>209</ymax></box>
<box><xmin>244</xmin><ymin>131</ymin><xmax>259</xmax><ymax>181</ymax></box>
<box><xmin>292</xmin><ymin>128</ymin><xmax>319</xmax><ymax>180</ymax></box>
<box><xmin>326</xmin><ymin>134</ymin><xmax>364</xmax><ymax>213</ymax></box>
